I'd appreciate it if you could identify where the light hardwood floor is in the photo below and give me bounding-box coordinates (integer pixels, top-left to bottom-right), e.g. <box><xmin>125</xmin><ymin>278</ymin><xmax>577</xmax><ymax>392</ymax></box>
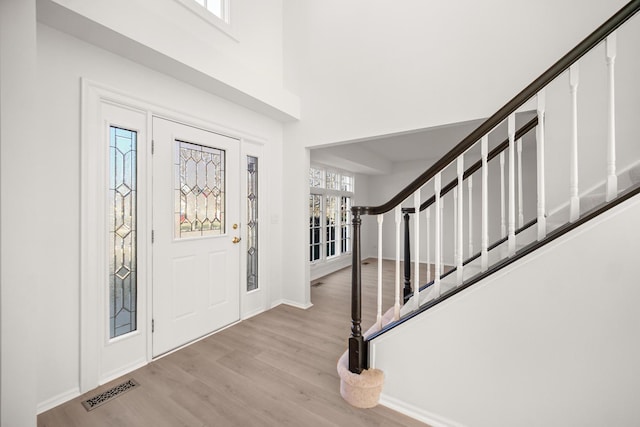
<box><xmin>38</xmin><ymin>259</ymin><xmax>428</xmax><ymax>427</ymax></box>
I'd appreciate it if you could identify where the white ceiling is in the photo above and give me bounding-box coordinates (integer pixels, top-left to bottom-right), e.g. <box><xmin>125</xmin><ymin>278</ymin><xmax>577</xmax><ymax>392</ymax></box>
<box><xmin>309</xmin><ymin>112</ymin><xmax>537</xmax><ymax>175</ymax></box>
<box><xmin>360</xmin><ymin>119</ymin><xmax>484</xmax><ymax>164</ymax></box>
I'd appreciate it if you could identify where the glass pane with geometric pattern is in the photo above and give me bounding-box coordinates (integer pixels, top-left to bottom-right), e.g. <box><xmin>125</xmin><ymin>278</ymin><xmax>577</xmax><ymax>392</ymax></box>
<box><xmin>109</xmin><ymin>126</ymin><xmax>137</xmax><ymax>338</ymax></box>
<box><xmin>247</xmin><ymin>156</ymin><xmax>258</xmax><ymax>292</ymax></box>
<box><xmin>175</xmin><ymin>140</ymin><xmax>225</xmax><ymax>238</ymax></box>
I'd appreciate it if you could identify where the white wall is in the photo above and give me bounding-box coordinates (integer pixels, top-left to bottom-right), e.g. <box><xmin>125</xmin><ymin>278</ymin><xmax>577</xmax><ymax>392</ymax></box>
<box><xmin>284</xmin><ymin>0</ymin><xmax>628</xmax><ymax>147</ymax></box>
<box><xmin>39</xmin><ymin>0</ymin><xmax>299</xmax><ymax>120</ymax></box>
<box><xmin>1</xmin><ymin>2</ymin><xmax>39</xmax><ymax>426</ymax></box>
<box><xmin>35</xmin><ymin>22</ymin><xmax>285</xmax><ymax>411</ymax></box>
<box><xmin>371</xmin><ymin>192</ymin><xmax>640</xmax><ymax>427</ymax></box>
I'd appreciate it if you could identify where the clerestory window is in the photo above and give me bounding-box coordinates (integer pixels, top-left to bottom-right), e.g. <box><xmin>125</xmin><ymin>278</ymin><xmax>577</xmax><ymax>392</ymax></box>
<box><xmin>193</xmin><ymin>0</ymin><xmax>229</xmax><ymax>22</ymax></box>
<box><xmin>174</xmin><ymin>0</ymin><xmax>234</xmax><ymax>38</ymax></box>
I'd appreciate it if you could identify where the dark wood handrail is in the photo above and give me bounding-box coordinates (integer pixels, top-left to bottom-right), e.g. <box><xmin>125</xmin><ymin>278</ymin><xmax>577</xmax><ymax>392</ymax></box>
<box><xmin>402</xmin><ymin>116</ymin><xmax>538</xmax><ymax>215</ymax></box>
<box><xmin>352</xmin><ymin>0</ymin><xmax>640</xmax><ymax>218</ymax></box>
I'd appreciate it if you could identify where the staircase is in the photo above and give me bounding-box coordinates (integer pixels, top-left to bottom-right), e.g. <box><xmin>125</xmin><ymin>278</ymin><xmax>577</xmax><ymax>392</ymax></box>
<box><xmin>340</xmin><ymin>1</ymin><xmax>640</xmax><ymax>424</ymax></box>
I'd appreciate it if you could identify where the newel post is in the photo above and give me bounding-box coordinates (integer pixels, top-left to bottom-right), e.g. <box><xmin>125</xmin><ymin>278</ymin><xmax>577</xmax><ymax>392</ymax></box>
<box><xmin>349</xmin><ymin>208</ymin><xmax>364</xmax><ymax>374</ymax></box>
<box><xmin>402</xmin><ymin>212</ymin><xmax>412</xmax><ymax>302</ymax></box>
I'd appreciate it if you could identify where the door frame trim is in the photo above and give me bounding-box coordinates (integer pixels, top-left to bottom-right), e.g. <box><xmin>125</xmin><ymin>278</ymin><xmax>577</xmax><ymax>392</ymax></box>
<box><xmin>80</xmin><ymin>78</ymin><xmax>269</xmax><ymax>393</ymax></box>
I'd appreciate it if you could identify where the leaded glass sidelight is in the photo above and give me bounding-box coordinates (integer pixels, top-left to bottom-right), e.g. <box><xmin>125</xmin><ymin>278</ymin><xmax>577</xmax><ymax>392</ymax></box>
<box><xmin>246</xmin><ymin>156</ymin><xmax>259</xmax><ymax>292</ymax></box>
<box><xmin>109</xmin><ymin>127</ymin><xmax>138</xmax><ymax>338</ymax></box>
<box><xmin>175</xmin><ymin>141</ymin><xmax>226</xmax><ymax>238</ymax></box>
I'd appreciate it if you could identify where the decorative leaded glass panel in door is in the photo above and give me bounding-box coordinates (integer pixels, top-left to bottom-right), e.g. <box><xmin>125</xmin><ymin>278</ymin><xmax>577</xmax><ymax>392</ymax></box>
<box><xmin>174</xmin><ymin>140</ymin><xmax>226</xmax><ymax>238</ymax></box>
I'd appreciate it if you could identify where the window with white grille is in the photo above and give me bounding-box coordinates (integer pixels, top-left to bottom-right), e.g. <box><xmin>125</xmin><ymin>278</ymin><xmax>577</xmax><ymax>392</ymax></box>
<box><xmin>308</xmin><ymin>166</ymin><xmax>354</xmax><ymax>263</ymax></box>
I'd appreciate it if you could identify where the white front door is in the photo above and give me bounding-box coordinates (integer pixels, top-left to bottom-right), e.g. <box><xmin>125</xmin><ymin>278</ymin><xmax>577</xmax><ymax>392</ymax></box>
<box><xmin>152</xmin><ymin>117</ymin><xmax>240</xmax><ymax>357</ymax></box>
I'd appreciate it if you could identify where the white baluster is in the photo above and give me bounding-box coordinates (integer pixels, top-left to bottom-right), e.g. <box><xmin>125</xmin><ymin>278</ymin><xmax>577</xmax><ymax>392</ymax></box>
<box><xmin>508</xmin><ymin>114</ymin><xmax>516</xmax><ymax>256</ymax></box>
<box><xmin>536</xmin><ymin>90</ymin><xmax>547</xmax><ymax>240</ymax></box>
<box><xmin>569</xmin><ymin>63</ymin><xmax>580</xmax><ymax>222</ymax></box>
<box><xmin>413</xmin><ymin>190</ymin><xmax>421</xmax><ymax>310</ymax></box>
<box><xmin>481</xmin><ymin>135</ymin><xmax>489</xmax><ymax>271</ymax></box>
<box><xmin>394</xmin><ymin>206</ymin><xmax>401</xmax><ymax>321</ymax></box>
<box><xmin>426</xmin><ymin>207</ymin><xmax>431</xmax><ymax>284</ymax></box>
<box><xmin>434</xmin><ymin>174</ymin><xmax>442</xmax><ymax>297</ymax></box>
<box><xmin>440</xmin><ymin>193</ymin><xmax>445</xmax><ymax>275</ymax></box>
<box><xmin>500</xmin><ymin>151</ymin><xmax>506</xmax><ymax>237</ymax></box>
<box><xmin>377</xmin><ymin>214</ymin><xmax>384</xmax><ymax>329</ymax></box>
<box><xmin>456</xmin><ymin>156</ymin><xmax>464</xmax><ymax>285</ymax></box>
<box><xmin>468</xmin><ymin>175</ymin><xmax>473</xmax><ymax>256</ymax></box>
<box><xmin>606</xmin><ymin>33</ymin><xmax>617</xmax><ymax>202</ymax></box>
<box><xmin>517</xmin><ymin>137</ymin><xmax>524</xmax><ymax>228</ymax></box>
<box><xmin>453</xmin><ymin>187</ymin><xmax>458</xmax><ymax>275</ymax></box>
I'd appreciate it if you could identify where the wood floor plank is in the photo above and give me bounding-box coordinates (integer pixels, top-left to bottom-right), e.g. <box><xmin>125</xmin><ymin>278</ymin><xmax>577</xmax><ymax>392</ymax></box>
<box><xmin>38</xmin><ymin>259</ymin><xmax>429</xmax><ymax>427</ymax></box>
<box><xmin>216</xmin><ymin>350</ymin><xmax>395</xmax><ymax>427</ymax></box>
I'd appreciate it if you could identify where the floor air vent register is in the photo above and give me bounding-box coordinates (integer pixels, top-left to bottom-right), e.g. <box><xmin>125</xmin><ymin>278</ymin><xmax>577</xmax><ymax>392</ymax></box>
<box><xmin>81</xmin><ymin>379</ymin><xmax>140</xmax><ymax>411</ymax></box>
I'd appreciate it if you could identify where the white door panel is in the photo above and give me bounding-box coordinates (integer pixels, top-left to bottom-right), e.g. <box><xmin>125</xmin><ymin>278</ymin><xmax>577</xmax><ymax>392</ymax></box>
<box><xmin>152</xmin><ymin>117</ymin><xmax>240</xmax><ymax>357</ymax></box>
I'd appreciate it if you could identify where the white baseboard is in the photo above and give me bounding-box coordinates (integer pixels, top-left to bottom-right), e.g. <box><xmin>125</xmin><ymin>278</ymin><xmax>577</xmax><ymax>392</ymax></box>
<box><xmin>379</xmin><ymin>394</ymin><xmax>466</xmax><ymax>427</ymax></box>
<box><xmin>271</xmin><ymin>299</ymin><xmax>313</xmax><ymax>310</ymax></box>
<box><xmin>310</xmin><ymin>256</ymin><xmax>351</xmax><ymax>281</ymax></box>
<box><xmin>37</xmin><ymin>387</ymin><xmax>81</xmax><ymax>414</ymax></box>
<box><xmin>242</xmin><ymin>306</ymin><xmax>266</xmax><ymax>320</ymax></box>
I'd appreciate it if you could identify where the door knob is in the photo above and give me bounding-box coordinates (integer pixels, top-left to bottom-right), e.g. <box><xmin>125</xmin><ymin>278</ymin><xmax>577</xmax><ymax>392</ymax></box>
<box><xmin>232</xmin><ymin>236</ymin><xmax>241</xmax><ymax>244</ymax></box>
